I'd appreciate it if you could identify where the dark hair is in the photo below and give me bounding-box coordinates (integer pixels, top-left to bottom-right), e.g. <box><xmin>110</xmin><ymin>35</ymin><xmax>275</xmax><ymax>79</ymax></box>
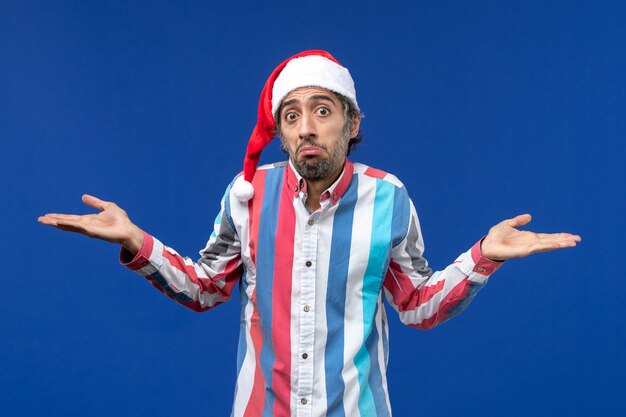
<box><xmin>274</xmin><ymin>91</ymin><xmax>363</xmax><ymax>156</ymax></box>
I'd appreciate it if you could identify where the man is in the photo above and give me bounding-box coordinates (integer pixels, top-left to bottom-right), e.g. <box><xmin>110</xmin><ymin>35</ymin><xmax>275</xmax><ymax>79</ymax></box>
<box><xmin>38</xmin><ymin>50</ymin><xmax>580</xmax><ymax>417</ymax></box>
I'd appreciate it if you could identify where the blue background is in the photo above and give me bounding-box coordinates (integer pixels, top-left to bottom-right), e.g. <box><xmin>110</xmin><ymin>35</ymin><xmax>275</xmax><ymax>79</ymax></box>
<box><xmin>2</xmin><ymin>1</ymin><xmax>624</xmax><ymax>416</ymax></box>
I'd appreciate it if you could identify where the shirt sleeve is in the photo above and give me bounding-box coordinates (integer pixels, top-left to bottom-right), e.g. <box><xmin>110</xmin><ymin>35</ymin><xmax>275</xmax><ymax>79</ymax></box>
<box><xmin>383</xmin><ymin>198</ymin><xmax>503</xmax><ymax>329</ymax></box>
<box><xmin>120</xmin><ymin>185</ymin><xmax>243</xmax><ymax>312</ymax></box>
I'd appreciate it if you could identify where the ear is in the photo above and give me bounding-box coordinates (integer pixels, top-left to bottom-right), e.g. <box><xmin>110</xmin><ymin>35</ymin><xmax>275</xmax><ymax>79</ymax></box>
<box><xmin>349</xmin><ymin>114</ymin><xmax>361</xmax><ymax>138</ymax></box>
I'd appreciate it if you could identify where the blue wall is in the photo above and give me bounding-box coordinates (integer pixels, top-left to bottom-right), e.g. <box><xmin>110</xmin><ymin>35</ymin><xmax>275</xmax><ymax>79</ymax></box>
<box><xmin>1</xmin><ymin>1</ymin><xmax>624</xmax><ymax>416</ymax></box>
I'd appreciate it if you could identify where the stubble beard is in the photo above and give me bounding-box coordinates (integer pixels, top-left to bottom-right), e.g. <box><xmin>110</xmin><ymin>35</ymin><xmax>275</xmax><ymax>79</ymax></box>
<box><xmin>283</xmin><ymin>132</ymin><xmax>349</xmax><ymax>181</ymax></box>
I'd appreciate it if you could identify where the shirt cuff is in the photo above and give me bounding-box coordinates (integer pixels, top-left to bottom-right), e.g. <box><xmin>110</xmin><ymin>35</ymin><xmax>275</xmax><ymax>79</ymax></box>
<box><xmin>120</xmin><ymin>231</ymin><xmax>154</xmax><ymax>270</ymax></box>
<box><xmin>470</xmin><ymin>238</ymin><xmax>504</xmax><ymax>276</ymax></box>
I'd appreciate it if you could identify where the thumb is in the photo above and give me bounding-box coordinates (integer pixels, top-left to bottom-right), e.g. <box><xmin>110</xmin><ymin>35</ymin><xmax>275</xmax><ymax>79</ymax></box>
<box><xmin>82</xmin><ymin>194</ymin><xmax>110</xmax><ymax>211</ymax></box>
<box><xmin>506</xmin><ymin>213</ymin><xmax>532</xmax><ymax>228</ymax></box>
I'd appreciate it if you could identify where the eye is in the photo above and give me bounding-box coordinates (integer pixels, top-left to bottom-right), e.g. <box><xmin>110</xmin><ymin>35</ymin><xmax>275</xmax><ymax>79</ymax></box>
<box><xmin>316</xmin><ymin>107</ymin><xmax>330</xmax><ymax>116</ymax></box>
<box><xmin>285</xmin><ymin>112</ymin><xmax>298</xmax><ymax>122</ymax></box>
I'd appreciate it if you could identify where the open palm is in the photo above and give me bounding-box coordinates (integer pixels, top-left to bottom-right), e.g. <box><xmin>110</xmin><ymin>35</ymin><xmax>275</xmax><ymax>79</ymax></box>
<box><xmin>481</xmin><ymin>214</ymin><xmax>581</xmax><ymax>261</ymax></box>
<box><xmin>38</xmin><ymin>194</ymin><xmax>144</xmax><ymax>253</ymax></box>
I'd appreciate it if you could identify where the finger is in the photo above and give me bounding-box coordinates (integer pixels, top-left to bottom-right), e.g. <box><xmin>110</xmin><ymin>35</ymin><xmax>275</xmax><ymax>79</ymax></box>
<box><xmin>536</xmin><ymin>232</ymin><xmax>582</xmax><ymax>242</ymax></box>
<box><xmin>42</xmin><ymin>213</ymin><xmax>83</xmax><ymax>221</ymax></box>
<box><xmin>82</xmin><ymin>194</ymin><xmax>110</xmax><ymax>211</ymax></box>
<box><xmin>530</xmin><ymin>239</ymin><xmax>579</xmax><ymax>254</ymax></box>
<box><xmin>506</xmin><ymin>213</ymin><xmax>532</xmax><ymax>228</ymax></box>
<box><xmin>54</xmin><ymin>222</ymin><xmax>88</xmax><ymax>234</ymax></box>
<box><xmin>38</xmin><ymin>214</ymin><xmax>72</xmax><ymax>224</ymax></box>
<box><xmin>38</xmin><ymin>216</ymin><xmax>85</xmax><ymax>234</ymax></box>
<box><xmin>551</xmin><ymin>232</ymin><xmax>581</xmax><ymax>242</ymax></box>
<box><xmin>38</xmin><ymin>215</ymin><xmax>60</xmax><ymax>226</ymax></box>
<box><xmin>54</xmin><ymin>216</ymin><xmax>86</xmax><ymax>228</ymax></box>
<box><xmin>55</xmin><ymin>217</ymin><xmax>100</xmax><ymax>236</ymax></box>
<box><xmin>555</xmin><ymin>233</ymin><xmax>581</xmax><ymax>242</ymax></box>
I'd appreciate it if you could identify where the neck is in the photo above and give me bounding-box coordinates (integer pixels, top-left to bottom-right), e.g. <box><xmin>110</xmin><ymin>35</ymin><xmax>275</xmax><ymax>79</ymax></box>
<box><xmin>304</xmin><ymin>160</ymin><xmax>345</xmax><ymax>212</ymax></box>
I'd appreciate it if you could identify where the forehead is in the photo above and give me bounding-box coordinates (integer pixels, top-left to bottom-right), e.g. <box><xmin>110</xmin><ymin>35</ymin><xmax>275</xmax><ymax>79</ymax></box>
<box><xmin>281</xmin><ymin>86</ymin><xmax>341</xmax><ymax>107</ymax></box>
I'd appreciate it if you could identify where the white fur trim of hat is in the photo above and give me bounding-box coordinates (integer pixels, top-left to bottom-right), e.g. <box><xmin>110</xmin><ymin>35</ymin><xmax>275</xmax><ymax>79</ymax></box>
<box><xmin>271</xmin><ymin>55</ymin><xmax>359</xmax><ymax>117</ymax></box>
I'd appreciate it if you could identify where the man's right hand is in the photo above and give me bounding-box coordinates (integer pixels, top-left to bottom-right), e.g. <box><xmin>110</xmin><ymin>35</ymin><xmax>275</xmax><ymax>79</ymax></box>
<box><xmin>38</xmin><ymin>194</ymin><xmax>144</xmax><ymax>255</ymax></box>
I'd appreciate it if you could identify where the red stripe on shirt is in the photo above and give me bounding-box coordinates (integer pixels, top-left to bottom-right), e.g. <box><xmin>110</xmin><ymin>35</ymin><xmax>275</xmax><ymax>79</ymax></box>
<box><xmin>409</xmin><ymin>277</ymin><xmax>472</xmax><ymax>330</ymax></box>
<box><xmin>470</xmin><ymin>239</ymin><xmax>503</xmax><ymax>275</ymax></box>
<box><xmin>384</xmin><ymin>260</ymin><xmax>445</xmax><ymax>311</ymax></box>
<box><xmin>331</xmin><ymin>160</ymin><xmax>354</xmax><ymax>204</ymax></box>
<box><xmin>244</xmin><ymin>288</ymin><xmax>266</xmax><ymax>417</ymax></box>
<box><xmin>364</xmin><ymin>166</ymin><xmax>388</xmax><ymax>179</ymax></box>
<box><xmin>162</xmin><ymin>250</ymin><xmax>241</xmax><ymax>299</ymax></box>
<box><xmin>120</xmin><ymin>232</ymin><xmax>154</xmax><ymax>270</ymax></box>
<box><xmin>270</xmin><ymin>179</ymin><xmax>296</xmax><ymax>416</ymax></box>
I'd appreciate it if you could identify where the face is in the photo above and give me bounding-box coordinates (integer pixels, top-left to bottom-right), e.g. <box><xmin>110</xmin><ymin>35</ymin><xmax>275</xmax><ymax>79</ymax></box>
<box><xmin>277</xmin><ymin>87</ymin><xmax>360</xmax><ymax>182</ymax></box>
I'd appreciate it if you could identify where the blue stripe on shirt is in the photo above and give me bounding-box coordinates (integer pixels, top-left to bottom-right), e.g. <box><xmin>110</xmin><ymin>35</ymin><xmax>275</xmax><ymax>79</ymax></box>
<box><xmin>446</xmin><ymin>281</ymin><xmax>486</xmax><ymax>318</ymax></box>
<box><xmin>150</xmin><ymin>271</ymin><xmax>193</xmax><ymax>303</ymax></box>
<box><xmin>391</xmin><ymin>186</ymin><xmax>410</xmax><ymax>248</ymax></box>
<box><xmin>324</xmin><ymin>175</ymin><xmax>359</xmax><ymax>417</ymax></box>
<box><xmin>366</xmin><ymin>299</ymin><xmax>391</xmax><ymax>417</ymax></box>
<box><xmin>356</xmin><ymin>178</ymin><xmax>394</xmax><ymax>416</ymax></box>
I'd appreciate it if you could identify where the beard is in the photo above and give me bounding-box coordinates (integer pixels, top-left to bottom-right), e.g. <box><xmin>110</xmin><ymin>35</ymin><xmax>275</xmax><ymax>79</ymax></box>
<box><xmin>282</xmin><ymin>131</ymin><xmax>349</xmax><ymax>181</ymax></box>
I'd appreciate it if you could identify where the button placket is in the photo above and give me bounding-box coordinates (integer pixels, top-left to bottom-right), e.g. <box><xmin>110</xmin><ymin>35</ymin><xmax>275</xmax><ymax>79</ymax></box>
<box><xmin>297</xmin><ymin>212</ymin><xmax>318</xmax><ymax>415</ymax></box>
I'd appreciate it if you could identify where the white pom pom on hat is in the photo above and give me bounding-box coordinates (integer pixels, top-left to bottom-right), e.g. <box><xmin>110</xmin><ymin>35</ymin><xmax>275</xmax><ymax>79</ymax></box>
<box><xmin>231</xmin><ymin>178</ymin><xmax>255</xmax><ymax>202</ymax></box>
<box><xmin>232</xmin><ymin>50</ymin><xmax>359</xmax><ymax>203</ymax></box>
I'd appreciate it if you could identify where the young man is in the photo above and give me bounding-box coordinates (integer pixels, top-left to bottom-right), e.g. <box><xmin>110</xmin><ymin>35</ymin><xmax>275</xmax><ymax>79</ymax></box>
<box><xmin>39</xmin><ymin>50</ymin><xmax>580</xmax><ymax>417</ymax></box>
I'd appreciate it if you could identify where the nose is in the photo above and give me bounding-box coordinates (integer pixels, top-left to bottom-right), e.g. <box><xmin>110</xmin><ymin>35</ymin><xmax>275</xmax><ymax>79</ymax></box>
<box><xmin>298</xmin><ymin>112</ymin><xmax>317</xmax><ymax>141</ymax></box>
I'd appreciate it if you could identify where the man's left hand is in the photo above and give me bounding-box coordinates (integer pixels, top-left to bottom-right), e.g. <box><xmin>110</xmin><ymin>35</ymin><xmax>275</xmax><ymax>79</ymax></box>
<box><xmin>480</xmin><ymin>214</ymin><xmax>581</xmax><ymax>261</ymax></box>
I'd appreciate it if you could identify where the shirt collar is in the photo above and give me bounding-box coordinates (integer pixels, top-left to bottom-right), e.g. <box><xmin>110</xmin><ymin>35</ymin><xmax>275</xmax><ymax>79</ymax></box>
<box><xmin>286</xmin><ymin>159</ymin><xmax>354</xmax><ymax>206</ymax></box>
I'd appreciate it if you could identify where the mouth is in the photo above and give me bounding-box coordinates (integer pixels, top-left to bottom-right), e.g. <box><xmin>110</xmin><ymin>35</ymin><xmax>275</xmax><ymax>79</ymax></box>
<box><xmin>297</xmin><ymin>145</ymin><xmax>326</xmax><ymax>157</ymax></box>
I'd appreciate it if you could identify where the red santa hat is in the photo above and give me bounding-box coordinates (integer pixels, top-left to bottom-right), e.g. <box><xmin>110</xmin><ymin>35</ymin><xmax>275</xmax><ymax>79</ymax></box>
<box><xmin>231</xmin><ymin>50</ymin><xmax>359</xmax><ymax>202</ymax></box>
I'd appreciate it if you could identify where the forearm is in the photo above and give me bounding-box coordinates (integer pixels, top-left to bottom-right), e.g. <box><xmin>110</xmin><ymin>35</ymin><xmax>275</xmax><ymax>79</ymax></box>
<box><xmin>121</xmin><ymin>232</ymin><xmax>242</xmax><ymax>312</ymax></box>
<box><xmin>384</xmin><ymin>240</ymin><xmax>502</xmax><ymax>329</ymax></box>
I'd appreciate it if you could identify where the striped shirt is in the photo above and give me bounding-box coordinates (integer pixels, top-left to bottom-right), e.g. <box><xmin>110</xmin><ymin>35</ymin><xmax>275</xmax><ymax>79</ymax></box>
<box><xmin>122</xmin><ymin>159</ymin><xmax>502</xmax><ymax>417</ymax></box>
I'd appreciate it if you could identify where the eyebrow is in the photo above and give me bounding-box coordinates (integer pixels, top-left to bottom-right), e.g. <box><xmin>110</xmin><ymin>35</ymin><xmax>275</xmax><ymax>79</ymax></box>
<box><xmin>309</xmin><ymin>94</ymin><xmax>337</xmax><ymax>104</ymax></box>
<box><xmin>281</xmin><ymin>94</ymin><xmax>337</xmax><ymax>111</ymax></box>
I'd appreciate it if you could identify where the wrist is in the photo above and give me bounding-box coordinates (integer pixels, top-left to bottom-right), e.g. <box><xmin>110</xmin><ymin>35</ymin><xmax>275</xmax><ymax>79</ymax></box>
<box><xmin>480</xmin><ymin>237</ymin><xmax>505</xmax><ymax>262</ymax></box>
<box><xmin>121</xmin><ymin>225</ymin><xmax>144</xmax><ymax>255</ymax></box>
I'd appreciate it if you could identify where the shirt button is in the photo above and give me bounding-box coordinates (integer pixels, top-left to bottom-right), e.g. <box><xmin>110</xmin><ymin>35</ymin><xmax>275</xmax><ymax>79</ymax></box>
<box><xmin>293</xmin><ymin>185</ymin><xmax>298</xmax><ymax>192</ymax></box>
<box><xmin>302</xmin><ymin>353</ymin><xmax>308</xmax><ymax>359</ymax></box>
<box><xmin>307</xmin><ymin>219</ymin><xmax>314</xmax><ymax>226</ymax></box>
<box><xmin>301</xmin><ymin>398</ymin><xmax>308</xmax><ymax>405</ymax></box>
<box><xmin>303</xmin><ymin>305</ymin><xmax>310</xmax><ymax>312</ymax></box>
<box><xmin>477</xmin><ymin>266</ymin><xmax>485</xmax><ymax>272</ymax></box>
<box><xmin>305</xmin><ymin>261</ymin><xmax>312</xmax><ymax>267</ymax></box>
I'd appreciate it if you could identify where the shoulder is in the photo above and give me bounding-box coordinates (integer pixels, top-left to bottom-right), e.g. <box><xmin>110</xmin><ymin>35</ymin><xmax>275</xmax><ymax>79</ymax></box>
<box><xmin>229</xmin><ymin>161</ymin><xmax>288</xmax><ymax>188</ymax></box>
<box><xmin>257</xmin><ymin>161</ymin><xmax>289</xmax><ymax>172</ymax></box>
<box><xmin>231</xmin><ymin>161</ymin><xmax>288</xmax><ymax>181</ymax></box>
<box><xmin>352</xmin><ymin>162</ymin><xmax>414</xmax><ymax>247</ymax></box>
<box><xmin>222</xmin><ymin>162</ymin><xmax>289</xmax><ymax>224</ymax></box>
<box><xmin>352</xmin><ymin>162</ymin><xmax>406</xmax><ymax>190</ymax></box>
<box><xmin>226</xmin><ymin>161</ymin><xmax>289</xmax><ymax>206</ymax></box>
